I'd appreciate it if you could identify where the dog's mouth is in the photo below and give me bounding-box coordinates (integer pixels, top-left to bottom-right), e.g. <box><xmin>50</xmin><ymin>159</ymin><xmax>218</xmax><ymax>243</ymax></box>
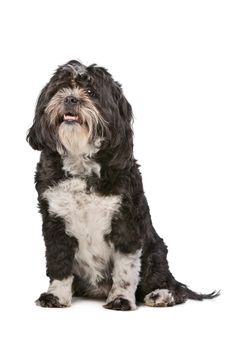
<box><xmin>63</xmin><ymin>113</ymin><xmax>84</xmax><ymax>125</ymax></box>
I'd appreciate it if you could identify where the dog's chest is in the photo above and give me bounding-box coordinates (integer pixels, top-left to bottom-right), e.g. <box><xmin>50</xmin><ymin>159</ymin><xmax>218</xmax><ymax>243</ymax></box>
<box><xmin>43</xmin><ymin>177</ymin><xmax>121</xmax><ymax>285</ymax></box>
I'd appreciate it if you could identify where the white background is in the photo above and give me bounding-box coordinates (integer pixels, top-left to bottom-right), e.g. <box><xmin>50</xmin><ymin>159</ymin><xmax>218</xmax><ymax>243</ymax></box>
<box><xmin>0</xmin><ymin>0</ymin><xmax>232</xmax><ymax>349</ymax></box>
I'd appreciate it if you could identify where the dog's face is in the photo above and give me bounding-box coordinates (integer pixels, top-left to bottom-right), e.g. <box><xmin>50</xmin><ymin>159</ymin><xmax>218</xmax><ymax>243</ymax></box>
<box><xmin>27</xmin><ymin>60</ymin><xmax>133</xmax><ymax>167</ymax></box>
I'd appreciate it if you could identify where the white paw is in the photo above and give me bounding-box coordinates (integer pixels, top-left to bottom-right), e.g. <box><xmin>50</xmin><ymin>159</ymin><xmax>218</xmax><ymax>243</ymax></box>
<box><xmin>144</xmin><ymin>289</ymin><xmax>175</xmax><ymax>307</ymax></box>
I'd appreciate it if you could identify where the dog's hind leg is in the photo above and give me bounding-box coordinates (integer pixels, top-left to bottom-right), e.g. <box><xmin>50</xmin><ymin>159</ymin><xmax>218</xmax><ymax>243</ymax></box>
<box><xmin>143</xmin><ymin>283</ymin><xmax>220</xmax><ymax>307</ymax></box>
<box><xmin>144</xmin><ymin>289</ymin><xmax>176</xmax><ymax>307</ymax></box>
<box><xmin>143</xmin><ymin>284</ymin><xmax>188</xmax><ymax>307</ymax></box>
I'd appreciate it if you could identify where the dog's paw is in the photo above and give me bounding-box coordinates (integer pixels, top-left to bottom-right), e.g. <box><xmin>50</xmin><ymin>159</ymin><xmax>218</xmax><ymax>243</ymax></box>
<box><xmin>144</xmin><ymin>289</ymin><xmax>175</xmax><ymax>307</ymax></box>
<box><xmin>104</xmin><ymin>297</ymin><xmax>134</xmax><ymax>311</ymax></box>
<box><xmin>35</xmin><ymin>293</ymin><xmax>67</xmax><ymax>308</ymax></box>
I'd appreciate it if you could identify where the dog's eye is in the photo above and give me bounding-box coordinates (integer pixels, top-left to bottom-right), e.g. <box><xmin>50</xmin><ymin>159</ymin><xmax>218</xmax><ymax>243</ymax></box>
<box><xmin>86</xmin><ymin>89</ymin><xmax>95</xmax><ymax>96</ymax></box>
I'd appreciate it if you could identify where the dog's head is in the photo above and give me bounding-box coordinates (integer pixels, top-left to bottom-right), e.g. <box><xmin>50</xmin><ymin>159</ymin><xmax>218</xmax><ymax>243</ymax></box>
<box><xmin>27</xmin><ymin>60</ymin><xmax>133</xmax><ymax>168</ymax></box>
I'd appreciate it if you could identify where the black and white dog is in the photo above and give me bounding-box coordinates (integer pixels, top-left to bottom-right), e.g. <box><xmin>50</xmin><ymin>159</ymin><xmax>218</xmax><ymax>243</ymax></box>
<box><xmin>27</xmin><ymin>60</ymin><xmax>219</xmax><ymax>310</ymax></box>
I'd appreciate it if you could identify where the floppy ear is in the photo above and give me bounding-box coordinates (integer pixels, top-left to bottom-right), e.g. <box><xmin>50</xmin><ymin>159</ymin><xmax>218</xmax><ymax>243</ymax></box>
<box><xmin>118</xmin><ymin>93</ymin><xmax>133</xmax><ymax>124</ymax></box>
<box><xmin>108</xmin><ymin>91</ymin><xmax>134</xmax><ymax>169</ymax></box>
<box><xmin>26</xmin><ymin>119</ymin><xmax>44</xmax><ymax>151</ymax></box>
<box><xmin>26</xmin><ymin>86</ymin><xmax>48</xmax><ymax>151</ymax></box>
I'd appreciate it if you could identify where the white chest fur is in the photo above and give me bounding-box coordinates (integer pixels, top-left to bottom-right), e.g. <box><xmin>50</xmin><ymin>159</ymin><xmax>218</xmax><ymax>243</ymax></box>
<box><xmin>43</xmin><ymin>178</ymin><xmax>121</xmax><ymax>286</ymax></box>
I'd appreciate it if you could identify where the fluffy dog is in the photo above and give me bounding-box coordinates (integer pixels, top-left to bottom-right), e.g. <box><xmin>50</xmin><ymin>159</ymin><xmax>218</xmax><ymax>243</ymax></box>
<box><xmin>27</xmin><ymin>60</ymin><xmax>219</xmax><ymax>310</ymax></box>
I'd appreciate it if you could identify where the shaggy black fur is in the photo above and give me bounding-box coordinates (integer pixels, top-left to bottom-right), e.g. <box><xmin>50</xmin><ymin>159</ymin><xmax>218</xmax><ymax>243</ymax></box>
<box><xmin>27</xmin><ymin>60</ymin><xmax>219</xmax><ymax>309</ymax></box>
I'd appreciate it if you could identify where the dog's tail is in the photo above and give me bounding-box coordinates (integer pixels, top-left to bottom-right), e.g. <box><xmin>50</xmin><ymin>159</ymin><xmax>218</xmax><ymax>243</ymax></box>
<box><xmin>185</xmin><ymin>286</ymin><xmax>220</xmax><ymax>301</ymax></box>
<box><xmin>174</xmin><ymin>281</ymin><xmax>220</xmax><ymax>304</ymax></box>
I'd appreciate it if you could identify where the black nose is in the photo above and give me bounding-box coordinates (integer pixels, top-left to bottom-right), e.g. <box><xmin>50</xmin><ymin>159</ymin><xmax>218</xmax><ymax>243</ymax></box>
<box><xmin>64</xmin><ymin>95</ymin><xmax>78</xmax><ymax>105</ymax></box>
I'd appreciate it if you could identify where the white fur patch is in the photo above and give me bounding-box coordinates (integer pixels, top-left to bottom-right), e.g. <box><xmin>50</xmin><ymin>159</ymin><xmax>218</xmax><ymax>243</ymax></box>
<box><xmin>58</xmin><ymin>122</ymin><xmax>90</xmax><ymax>157</ymax></box>
<box><xmin>61</xmin><ymin>140</ymin><xmax>102</xmax><ymax>177</ymax></box>
<box><xmin>43</xmin><ymin>177</ymin><xmax>121</xmax><ymax>287</ymax></box>
<box><xmin>57</xmin><ymin>130</ymin><xmax>102</xmax><ymax>177</ymax></box>
<box><xmin>144</xmin><ymin>289</ymin><xmax>175</xmax><ymax>307</ymax></box>
<box><xmin>48</xmin><ymin>276</ymin><xmax>74</xmax><ymax>306</ymax></box>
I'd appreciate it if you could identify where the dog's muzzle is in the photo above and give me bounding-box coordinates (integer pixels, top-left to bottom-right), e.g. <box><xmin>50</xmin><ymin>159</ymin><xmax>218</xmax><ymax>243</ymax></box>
<box><xmin>63</xmin><ymin>95</ymin><xmax>84</xmax><ymax>125</ymax></box>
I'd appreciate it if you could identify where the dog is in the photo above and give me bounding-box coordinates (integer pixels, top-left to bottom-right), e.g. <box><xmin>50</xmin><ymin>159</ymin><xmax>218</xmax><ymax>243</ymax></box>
<box><xmin>27</xmin><ymin>60</ymin><xmax>219</xmax><ymax>310</ymax></box>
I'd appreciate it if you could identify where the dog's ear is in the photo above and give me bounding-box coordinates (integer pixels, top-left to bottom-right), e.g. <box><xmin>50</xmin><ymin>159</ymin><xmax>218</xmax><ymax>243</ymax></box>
<box><xmin>26</xmin><ymin>119</ymin><xmax>44</xmax><ymax>151</ymax></box>
<box><xmin>118</xmin><ymin>92</ymin><xmax>133</xmax><ymax>124</ymax></box>
<box><xmin>107</xmin><ymin>90</ymin><xmax>134</xmax><ymax>169</ymax></box>
<box><xmin>26</xmin><ymin>86</ymin><xmax>48</xmax><ymax>151</ymax></box>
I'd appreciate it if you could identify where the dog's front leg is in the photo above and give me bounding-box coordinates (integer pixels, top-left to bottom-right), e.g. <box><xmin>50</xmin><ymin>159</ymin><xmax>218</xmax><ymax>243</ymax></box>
<box><xmin>36</xmin><ymin>214</ymin><xmax>78</xmax><ymax>308</ymax></box>
<box><xmin>104</xmin><ymin>249</ymin><xmax>141</xmax><ymax>311</ymax></box>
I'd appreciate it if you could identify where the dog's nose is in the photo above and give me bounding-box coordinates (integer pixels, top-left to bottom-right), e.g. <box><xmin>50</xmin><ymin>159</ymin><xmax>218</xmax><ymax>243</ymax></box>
<box><xmin>64</xmin><ymin>95</ymin><xmax>78</xmax><ymax>105</ymax></box>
